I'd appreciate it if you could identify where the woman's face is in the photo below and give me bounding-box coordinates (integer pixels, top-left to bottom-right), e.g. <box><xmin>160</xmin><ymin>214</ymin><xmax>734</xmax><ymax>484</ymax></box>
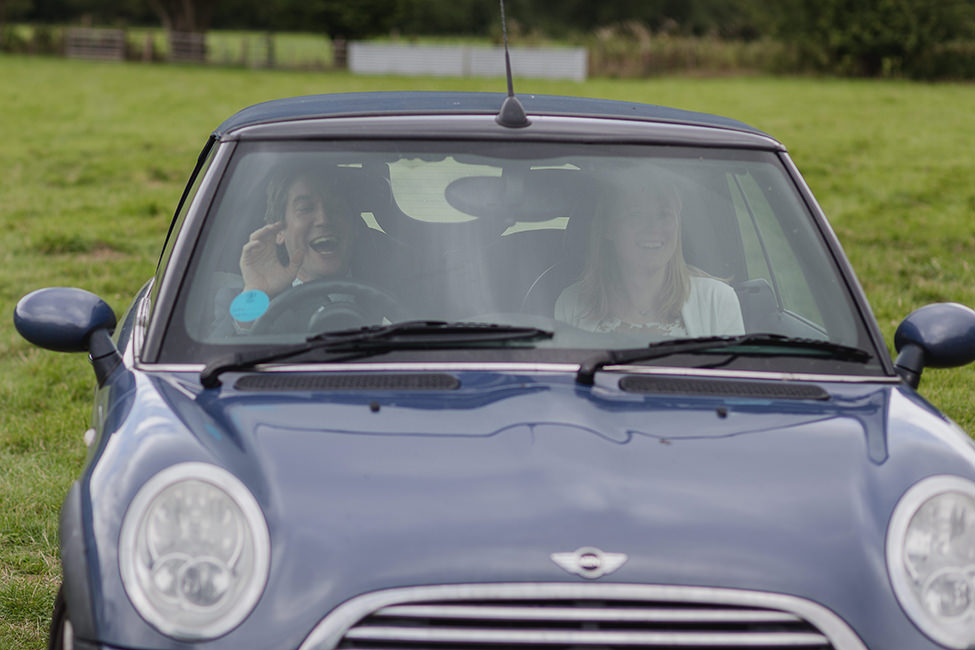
<box><xmin>605</xmin><ymin>191</ymin><xmax>680</xmax><ymax>276</ymax></box>
<box><xmin>276</xmin><ymin>176</ymin><xmax>356</xmax><ymax>281</ymax></box>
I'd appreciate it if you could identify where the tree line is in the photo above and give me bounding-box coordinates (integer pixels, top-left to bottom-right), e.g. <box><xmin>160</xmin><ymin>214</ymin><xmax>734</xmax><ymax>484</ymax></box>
<box><xmin>2</xmin><ymin>0</ymin><xmax>974</xmax><ymax>78</ymax></box>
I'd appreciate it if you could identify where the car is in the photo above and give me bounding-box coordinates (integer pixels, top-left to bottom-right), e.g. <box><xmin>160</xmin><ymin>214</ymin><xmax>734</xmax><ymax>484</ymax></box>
<box><xmin>14</xmin><ymin>89</ymin><xmax>975</xmax><ymax>650</ymax></box>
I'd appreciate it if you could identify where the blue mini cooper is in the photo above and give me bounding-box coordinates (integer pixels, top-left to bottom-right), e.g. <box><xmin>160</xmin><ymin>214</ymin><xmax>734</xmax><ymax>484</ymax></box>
<box><xmin>15</xmin><ymin>91</ymin><xmax>975</xmax><ymax>650</ymax></box>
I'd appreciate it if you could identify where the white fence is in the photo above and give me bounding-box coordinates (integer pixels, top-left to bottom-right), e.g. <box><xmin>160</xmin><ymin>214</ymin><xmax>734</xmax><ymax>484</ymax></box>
<box><xmin>349</xmin><ymin>43</ymin><xmax>587</xmax><ymax>81</ymax></box>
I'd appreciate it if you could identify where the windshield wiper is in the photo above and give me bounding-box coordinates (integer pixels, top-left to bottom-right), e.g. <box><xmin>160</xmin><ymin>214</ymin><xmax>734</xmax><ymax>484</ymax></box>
<box><xmin>576</xmin><ymin>333</ymin><xmax>872</xmax><ymax>385</ymax></box>
<box><xmin>306</xmin><ymin>320</ymin><xmax>553</xmax><ymax>345</ymax></box>
<box><xmin>200</xmin><ymin>321</ymin><xmax>553</xmax><ymax>388</ymax></box>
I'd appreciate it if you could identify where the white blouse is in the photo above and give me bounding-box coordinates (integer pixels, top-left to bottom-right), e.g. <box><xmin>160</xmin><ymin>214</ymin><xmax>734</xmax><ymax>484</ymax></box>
<box><xmin>555</xmin><ymin>276</ymin><xmax>745</xmax><ymax>337</ymax></box>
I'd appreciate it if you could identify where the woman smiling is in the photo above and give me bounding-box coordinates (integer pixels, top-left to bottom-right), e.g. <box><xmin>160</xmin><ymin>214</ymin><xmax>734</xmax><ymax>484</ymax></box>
<box><xmin>555</xmin><ymin>172</ymin><xmax>744</xmax><ymax>338</ymax></box>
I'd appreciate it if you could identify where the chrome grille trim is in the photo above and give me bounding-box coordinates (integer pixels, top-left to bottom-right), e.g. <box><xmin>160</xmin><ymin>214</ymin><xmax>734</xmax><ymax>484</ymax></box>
<box><xmin>345</xmin><ymin>625</ymin><xmax>829</xmax><ymax>646</ymax></box>
<box><xmin>297</xmin><ymin>584</ymin><xmax>868</xmax><ymax>650</ymax></box>
<box><xmin>376</xmin><ymin>604</ymin><xmax>802</xmax><ymax>624</ymax></box>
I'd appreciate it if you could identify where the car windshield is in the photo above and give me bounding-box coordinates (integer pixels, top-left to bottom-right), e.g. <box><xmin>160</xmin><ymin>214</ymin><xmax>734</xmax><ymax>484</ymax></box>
<box><xmin>165</xmin><ymin>139</ymin><xmax>880</xmax><ymax>372</ymax></box>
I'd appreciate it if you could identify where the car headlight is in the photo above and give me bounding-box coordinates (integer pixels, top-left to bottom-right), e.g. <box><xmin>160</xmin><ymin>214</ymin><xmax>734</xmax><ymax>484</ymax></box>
<box><xmin>119</xmin><ymin>463</ymin><xmax>270</xmax><ymax>640</ymax></box>
<box><xmin>887</xmin><ymin>475</ymin><xmax>975</xmax><ymax>648</ymax></box>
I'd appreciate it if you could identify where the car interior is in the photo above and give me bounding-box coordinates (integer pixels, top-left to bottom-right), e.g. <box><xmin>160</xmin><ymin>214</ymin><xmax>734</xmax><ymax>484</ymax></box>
<box><xmin>185</xmin><ymin>146</ymin><xmax>845</xmax><ymax>345</ymax></box>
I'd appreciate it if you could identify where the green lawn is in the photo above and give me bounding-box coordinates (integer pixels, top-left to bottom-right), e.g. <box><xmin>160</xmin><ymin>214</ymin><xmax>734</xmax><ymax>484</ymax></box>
<box><xmin>0</xmin><ymin>55</ymin><xmax>972</xmax><ymax>648</ymax></box>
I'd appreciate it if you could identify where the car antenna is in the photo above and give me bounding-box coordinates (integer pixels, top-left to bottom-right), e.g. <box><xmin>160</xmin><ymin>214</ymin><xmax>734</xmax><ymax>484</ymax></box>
<box><xmin>495</xmin><ymin>0</ymin><xmax>530</xmax><ymax>128</ymax></box>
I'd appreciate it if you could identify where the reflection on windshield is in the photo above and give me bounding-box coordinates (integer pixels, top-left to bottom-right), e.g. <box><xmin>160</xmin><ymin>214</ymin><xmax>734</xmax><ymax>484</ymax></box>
<box><xmin>178</xmin><ymin>142</ymin><xmax>866</xmax><ymax>363</ymax></box>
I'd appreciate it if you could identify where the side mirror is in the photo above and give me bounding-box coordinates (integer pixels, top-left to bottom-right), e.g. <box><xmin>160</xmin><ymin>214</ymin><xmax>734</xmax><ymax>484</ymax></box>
<box><xmin>893</xmin><ymin>302</ymin><xmax>975</xmax><ymax>388</ymax></box>
<box><xmin>14</xmin><ymin>287</ymin><xmax>122</xmax><ymax>385</ymax></box>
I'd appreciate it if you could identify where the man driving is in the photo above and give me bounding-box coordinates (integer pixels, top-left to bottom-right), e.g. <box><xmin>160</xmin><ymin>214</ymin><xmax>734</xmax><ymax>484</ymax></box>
<box><xmin>211</xmin><ymin>161</ymin><xmax>362</xmax><ymax>336</ymax></box>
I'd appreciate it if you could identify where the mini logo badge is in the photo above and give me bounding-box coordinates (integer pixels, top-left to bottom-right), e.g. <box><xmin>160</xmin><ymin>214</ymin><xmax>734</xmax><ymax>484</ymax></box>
<box><xmin>551</xmin><ymin>547</ymin><xmax>627</xmax><ymax>579</ymax></box>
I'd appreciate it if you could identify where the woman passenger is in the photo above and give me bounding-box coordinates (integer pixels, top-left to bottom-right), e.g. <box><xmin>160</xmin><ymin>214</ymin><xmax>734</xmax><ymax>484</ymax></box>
<box><xmin>555</xmin><ymin>173</ymin><xmax>744</xmax><ymax>338</ymax></box>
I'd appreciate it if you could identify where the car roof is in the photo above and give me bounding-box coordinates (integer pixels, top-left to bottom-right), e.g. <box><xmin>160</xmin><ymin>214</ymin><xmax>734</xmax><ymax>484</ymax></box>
<box><xmin>214</xmin><ymin>91</ymin><xmax>771</xmax><ymax>139</ymax></box>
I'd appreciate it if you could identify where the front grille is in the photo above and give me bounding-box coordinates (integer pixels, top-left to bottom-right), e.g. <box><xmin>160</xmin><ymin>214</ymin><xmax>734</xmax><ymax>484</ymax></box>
<box><xmin>337</xmin><ymin>596</ymin><xmax>833</xmax><ymax>649</ymax></box>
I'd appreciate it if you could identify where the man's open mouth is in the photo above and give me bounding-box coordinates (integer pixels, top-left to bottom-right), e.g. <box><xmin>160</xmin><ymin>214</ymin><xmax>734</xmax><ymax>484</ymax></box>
<box><xmin>310</xmin><ymin>236</ymin><xmax>340</xmax><ymax>254</ymax></box>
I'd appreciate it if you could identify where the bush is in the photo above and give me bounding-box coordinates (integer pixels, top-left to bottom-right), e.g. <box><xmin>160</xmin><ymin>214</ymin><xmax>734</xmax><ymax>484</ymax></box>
<box><xmin>30</xmin><ymin>25</ymin><xmax>62</xmax><ymax>55</ymax></box>
<box><xmin>587</xmin><ymin>22</ymin><xmax>790</xmax><ymax>77</ymax></box>
<box><xmin>0</xmin><ymin>25</ymin><xmax>31</xmax><ymax>53</ymax></box>
<box><xmin>0</xmin><ymin>24</ymin><xmax>65</xmax><ymax>55</ymax></box>
<box><xmin>778</xmin><ymin>0</ymin><xmax>975</xmax><ymax>78</ymax></box>
<box><xmin>908</xmin><ymin>41</ymin><xmax>975</xmax><ymax>80</ymax></box>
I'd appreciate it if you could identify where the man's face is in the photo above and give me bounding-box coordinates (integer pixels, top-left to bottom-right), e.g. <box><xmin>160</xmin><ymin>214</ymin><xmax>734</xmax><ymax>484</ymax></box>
<box><xmin>276</xmin><ymin>176</ymin><xmax>356</xmax><ymax>281</ymax></box>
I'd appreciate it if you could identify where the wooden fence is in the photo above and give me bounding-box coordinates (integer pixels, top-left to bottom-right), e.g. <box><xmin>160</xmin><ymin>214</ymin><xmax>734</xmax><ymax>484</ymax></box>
<box><xmin>168</xmin><ymin>31</ymin><xmax>206</xmax><ymax>63</ymax></box>
<box><xmin>55</xmin><ymin>28</ymin><xmax>589</xmax><ymax>79</ymax></box>
<box><xmin>63</xmin><ymin>28</ymin><xmax>206</xmax><ymax>63</ymax></box>
<box><xmin>65</xmin><ymin>28</ymin><xmax>125</xmax><ymax>61</ymax></box>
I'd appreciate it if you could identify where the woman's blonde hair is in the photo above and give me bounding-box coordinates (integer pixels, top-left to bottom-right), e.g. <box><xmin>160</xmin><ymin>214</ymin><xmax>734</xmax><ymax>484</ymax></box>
<box><xmin>574</xmin><ymin>172</ymin><xmax>693</xmax><ymax>324</ymax></box>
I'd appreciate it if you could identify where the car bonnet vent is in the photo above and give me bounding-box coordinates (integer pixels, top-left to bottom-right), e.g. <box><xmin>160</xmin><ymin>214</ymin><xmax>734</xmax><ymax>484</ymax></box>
<box><xmin>234</xmin><ymin>373</ymin><xmax>459</xmax><ymax>392</ymax></box>
<box><xmin>337</xmin><ymin>597</ymin><xmax>835</xmax><ymax>649</ymax></box>
<box><xmin>619</xmin><ymin>376</ymin><xmax>830</xmax><ymax>401</ymax></box>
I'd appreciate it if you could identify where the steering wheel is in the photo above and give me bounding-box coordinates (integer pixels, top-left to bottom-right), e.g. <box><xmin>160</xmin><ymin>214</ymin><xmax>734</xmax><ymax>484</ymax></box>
<box><xmin>249</xmin><ymin>279</ymin><xmax>405</xmax><ymax>335</ymax></box>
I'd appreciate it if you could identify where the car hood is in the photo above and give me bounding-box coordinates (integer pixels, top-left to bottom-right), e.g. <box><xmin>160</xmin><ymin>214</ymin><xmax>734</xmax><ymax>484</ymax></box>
<box><xmin>90</xmin><ymin>368</ymin><xmax>975</xmax><ymax>649</ymax></box>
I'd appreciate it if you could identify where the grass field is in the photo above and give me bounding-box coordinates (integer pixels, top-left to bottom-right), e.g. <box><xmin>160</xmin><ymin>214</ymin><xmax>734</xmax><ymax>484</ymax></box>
<box><xmin>0</xmin><ymin>55</ymin><xmax>972</xmax><ymax>647</ymax></box>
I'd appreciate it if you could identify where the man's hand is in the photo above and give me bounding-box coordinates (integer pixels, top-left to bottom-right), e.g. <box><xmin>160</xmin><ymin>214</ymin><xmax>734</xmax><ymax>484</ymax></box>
<box><xmin>239</xmin><ymin>223</ymin><xmax>304</xmax><ymax>297</ymax></box>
